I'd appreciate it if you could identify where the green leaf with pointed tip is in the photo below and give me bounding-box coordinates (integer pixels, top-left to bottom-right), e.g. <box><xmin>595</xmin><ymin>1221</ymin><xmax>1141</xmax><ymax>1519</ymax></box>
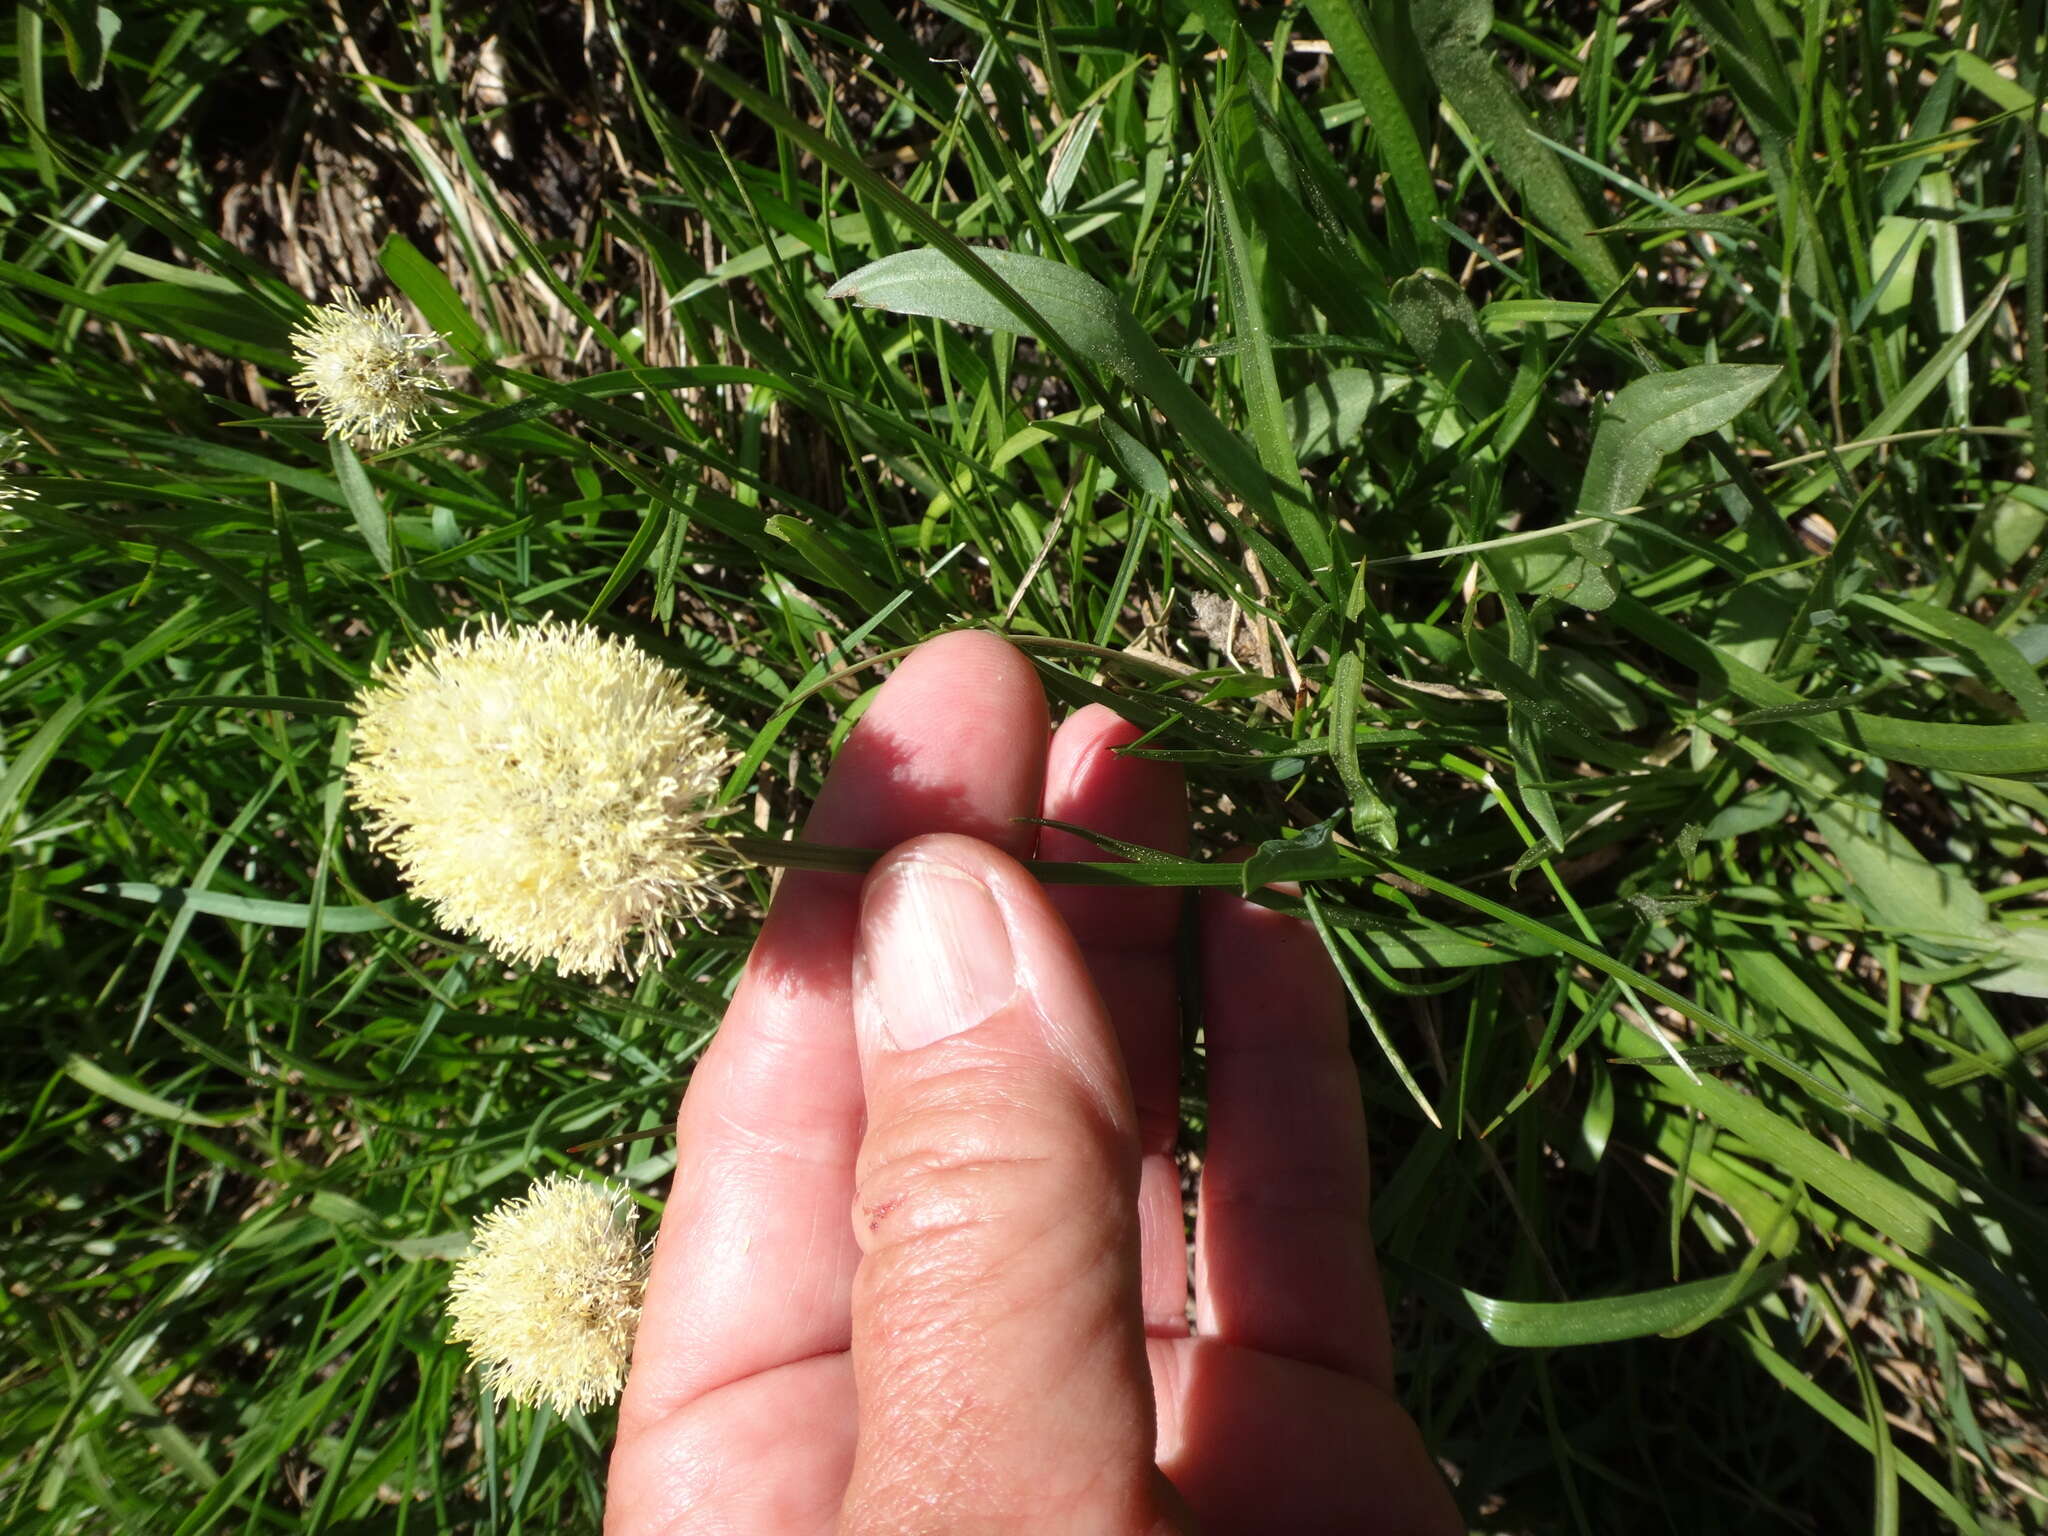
<box><xmin>1242</xmin><ymin>818</ymin><xmax>1360</xmax><ymax>891</ymax></box>
<box><xmin>1578</xmin><ymin>365</ymin><xmax>1782</xmax><ymax>520</ymax></box>
<box><xmin>1807</xmin><ymin>796</ymin><xmax>2048</xmax><ymax>998</ymax></box>
<box><xmin>1394</xmin><ymin>1255</ymin><xmax>1790</xmax><ymax>1346</ymax></box>
<box><xmin>1546</xmin><ymin>363</ymin><xmax>1780</xmax><ymax>609</ymax></box>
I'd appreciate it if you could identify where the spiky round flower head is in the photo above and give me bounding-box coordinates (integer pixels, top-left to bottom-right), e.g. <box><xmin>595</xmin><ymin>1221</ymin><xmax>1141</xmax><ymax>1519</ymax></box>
<box><xmin>447</xmin><ymin>1174</ymin><xmax>648</xmax><ymax>1414</ymax></box>
<box><xmin>289</xmin><ymin>288</ymin><xmax>443</xmax><ymax>450</ymax></box>
<box><xmin>347</xmin><ymin>617</ymin><xmax>735</xmax><ymax>978</ymax></box>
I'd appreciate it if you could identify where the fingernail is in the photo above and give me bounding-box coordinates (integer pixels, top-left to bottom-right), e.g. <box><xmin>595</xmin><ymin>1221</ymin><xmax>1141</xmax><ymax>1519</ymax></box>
<box><xmin>857</xmin><ymin>857</ymin><xmax>1017</xmax><ymax>1053</ymax></box>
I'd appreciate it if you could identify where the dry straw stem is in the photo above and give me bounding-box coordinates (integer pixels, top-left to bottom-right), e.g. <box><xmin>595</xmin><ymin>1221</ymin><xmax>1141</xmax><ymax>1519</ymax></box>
<box><xmin>347</xmin><ymin>617</ymin><xmax>735</xmax><ymax>978</ymax></box>
<box><xmin>289</xmin><ymin>287</ymin><xmax>445</xmax><ymax>450</ymax></box>
<box><xmin>446</xmin><ymin>1174</ymin><xmax>648</xmax><ymax>1414</ymax></box>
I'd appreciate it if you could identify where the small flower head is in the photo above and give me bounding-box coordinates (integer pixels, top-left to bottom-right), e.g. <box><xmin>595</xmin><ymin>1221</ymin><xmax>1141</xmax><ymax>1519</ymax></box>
<box><xmin>347</xmin><ymin>617</ymin><xmax>734</xmax><ymax>977</ymax></box>
<box><xmin>447</xmin><ymin>1174</ymin><xmax>648</xmax><ymax>1414</ymax></box>
<box><xmin>289</xmin><ymin>288</ymin><xmax>443</xmax><ymax>450</ymax></box>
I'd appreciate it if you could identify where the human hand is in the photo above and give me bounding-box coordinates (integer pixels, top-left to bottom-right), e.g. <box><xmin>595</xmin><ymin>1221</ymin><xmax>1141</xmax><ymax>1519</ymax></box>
<box><xmin>608</xmin><ymin>632</ymin><xmax>1460</xmax><ymax>1534</ymax></box>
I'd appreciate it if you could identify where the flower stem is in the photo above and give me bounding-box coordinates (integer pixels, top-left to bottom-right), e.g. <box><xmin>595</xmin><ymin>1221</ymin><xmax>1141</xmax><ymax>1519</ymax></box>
<box><xmin>726</xmin><ymin>833</ymin><xmax>1245</xmax><ymax>888</ymax></box>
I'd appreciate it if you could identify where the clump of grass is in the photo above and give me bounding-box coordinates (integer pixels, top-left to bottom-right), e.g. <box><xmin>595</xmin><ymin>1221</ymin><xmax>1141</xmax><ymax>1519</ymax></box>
<box><xmin>2</xmin><ymin>1</ymin><xmax>2046</xmax><ymax>1532</ymax></box>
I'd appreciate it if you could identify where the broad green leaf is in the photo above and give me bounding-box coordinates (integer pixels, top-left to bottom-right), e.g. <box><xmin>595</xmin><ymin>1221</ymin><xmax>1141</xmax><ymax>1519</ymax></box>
<box><xmin>1548</xmin><ymin>646</ymin><xmax>1650</xmax><ymax>731</ymax></box>
<box><xmin>1869</xmin><ymin>214</ymin><xmax>1930</xmax><ymax>322</ymax></box>
<box><xmin>379</xmin><ymin>1231</ymin><xmax>472</xmax><ymax>1262</ymax></box>
<box><xmin>827</xmin><ymin>244</ymin><xmax>1154</xmax><ymax>393</ymax></box>
<box><xmin>44</xmin><ymin>0</ymin><xmax>119</xmax><ymax>89</ymax></box>
<box><xmin>987</xmin><ymin>405</ymin><xmax>1173</xmax><ymax>502</ymax></box>
<box><xmin>1807</xmin><ymin>797</ymin><xmax>2048</xmax><ymax>998</ymax></box>
<box><xmin>1578</xmin><ymin>365</ymin><xmax>1781</xmax><ymax>520</ymax></box>
<box><xmin>1283</xmin><ymin>369</ymin><xmax>1411</xmax><ymax>460</ymax></box>
<box><xmin>1242</xmin><ymin>818</ymin><xmax>1358</xmax><ymax>889</ymax></box>
<box><xmin>330</xmin><ymin>438</ymin><xmax>391</xmax><ymax>573</ymax></box>
<box><xmin>1543</xmin><ymin>531</ymin><xmax>1618</xmax><ymax>610</ymax></box>
<box><xmin>1097</xmin><ymin>419</ymin><xmax>1169</xmax><ymax>498</ymax></box>
<box><xmin>1948</xmin><ymin>44</ymin><xmax>2048</xmax><ymax>137</ymax></box>
<box><xmin>1703</xmin><ymin>787</ymin><xmax>1794</xmax><ymax>840</ymax></box>
<box><xmin>1551</xmin><ymin>363</ymin><xmax>1778</xmax><ymax>610</ymax></box>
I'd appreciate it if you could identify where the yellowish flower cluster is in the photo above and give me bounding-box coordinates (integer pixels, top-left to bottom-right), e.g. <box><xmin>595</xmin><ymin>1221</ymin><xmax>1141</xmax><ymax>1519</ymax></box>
<box><xmin>291</xmin><ymin>284</ymin><xmax>737</xmax><ymax>1417</ymax></box>
<box><xmin>347</xmin><ymin>616</ymin><xmax>735</xmax><ymax>979</ymax></box>
<box><xmin>447</xmin><ymin>1175</ymin><xmax>648</xmax><ymax>1415</ymax></box>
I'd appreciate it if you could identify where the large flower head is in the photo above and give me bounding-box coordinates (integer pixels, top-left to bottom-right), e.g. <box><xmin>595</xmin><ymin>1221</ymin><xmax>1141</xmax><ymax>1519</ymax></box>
<box><xmin>289</xmin><ymin>288</ymin><xmax>443</xmax><ymax>450</ymax></box>
<box><xmin>347</xmin><ymin>617</ymin><xmax>734</xmax><ymax>977</ymax></box>
<box><xmin>447</xmin><ymin>1174</ymin><xmax>648</xmax><ymax>1414</ymax></box>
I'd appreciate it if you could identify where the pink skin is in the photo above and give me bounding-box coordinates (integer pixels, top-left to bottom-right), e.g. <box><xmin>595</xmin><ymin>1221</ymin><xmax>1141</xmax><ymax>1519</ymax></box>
<box><xmin>608</xmin><ymin>632</ymin><xmax>1460</xmax><ymax>1535</ymax></box>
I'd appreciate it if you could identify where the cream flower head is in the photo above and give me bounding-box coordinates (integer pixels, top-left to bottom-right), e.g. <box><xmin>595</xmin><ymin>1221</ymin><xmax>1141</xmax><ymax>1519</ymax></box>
<box><xmin>289</xmin><ymin>288</ymin><xmax>443</xmax><ymax>450</ymax></box>
<box><xmin>347</xmin><ymin>617</ymin><xmax>735</xmax><ymax>978</ymax></box>
<box><xmin>447</xmin><ymin>1174</ymin><xmax>648</xmax><ymax>1414</ymax></box>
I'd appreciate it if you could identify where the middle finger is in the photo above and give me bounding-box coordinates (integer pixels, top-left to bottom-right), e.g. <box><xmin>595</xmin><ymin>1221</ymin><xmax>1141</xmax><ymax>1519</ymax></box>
<box><xmin>1039</xmin><ymin>703</ymin><xmax>1191</xmax><ymax>1334</ymax></box>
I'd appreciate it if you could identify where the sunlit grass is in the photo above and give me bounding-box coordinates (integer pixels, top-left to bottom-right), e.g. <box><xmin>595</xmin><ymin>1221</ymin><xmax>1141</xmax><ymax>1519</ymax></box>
<box><xmin>3</xmin><ymin>2</ymin><xmax>2045</xmax><ymax>1530</ymax></box>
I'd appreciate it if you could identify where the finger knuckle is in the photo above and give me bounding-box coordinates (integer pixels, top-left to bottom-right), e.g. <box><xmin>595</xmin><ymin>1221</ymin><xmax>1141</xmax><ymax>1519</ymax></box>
<box><xmin>853</xmin><ymin>1064</ymin><xmax>1127</xmax><ymax>1266</ymax></box>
